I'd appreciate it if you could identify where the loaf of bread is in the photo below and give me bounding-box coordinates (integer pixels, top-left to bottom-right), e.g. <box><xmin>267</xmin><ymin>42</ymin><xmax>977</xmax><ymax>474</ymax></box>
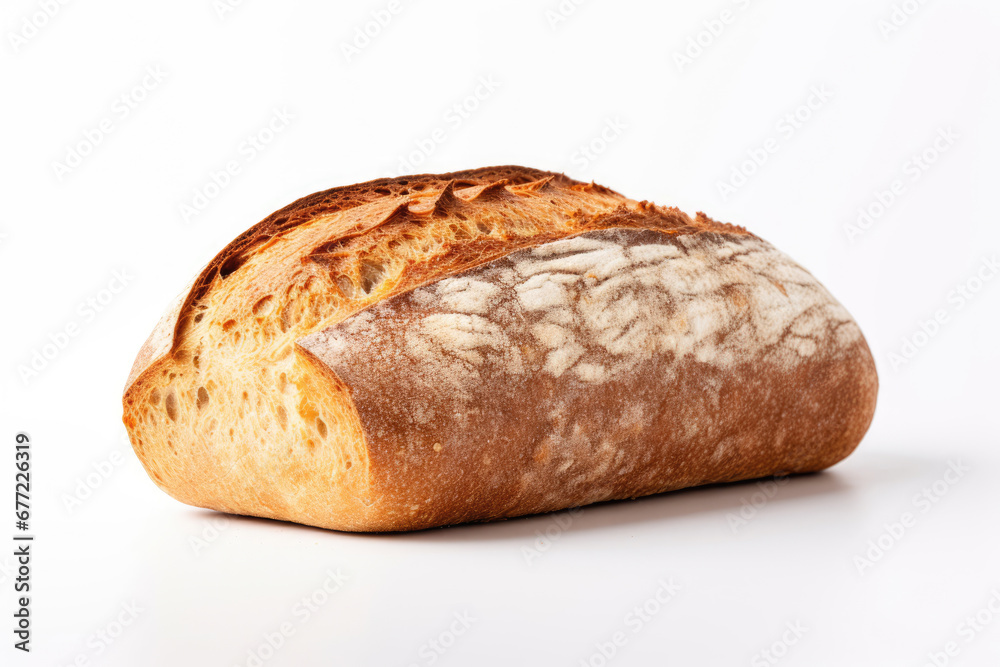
<box><xmin>122</xmin><ymin>166</ymin><xmax>877</xmax><ymax>532</ymax></box>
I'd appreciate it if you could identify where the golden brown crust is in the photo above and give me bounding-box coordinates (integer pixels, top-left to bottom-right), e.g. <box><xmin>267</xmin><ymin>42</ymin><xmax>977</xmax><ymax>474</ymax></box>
<box><xmin>122</xmin><ymin>166</ymin><xmax>873</xmax><ymax>533</ymax></box>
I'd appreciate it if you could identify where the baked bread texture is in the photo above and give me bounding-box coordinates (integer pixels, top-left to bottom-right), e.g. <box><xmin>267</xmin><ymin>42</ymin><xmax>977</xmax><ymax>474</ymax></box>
<box><xmin>122</xmin><ymin>166</ymin><xmax>877</xmax><ymax>532</ymax></box>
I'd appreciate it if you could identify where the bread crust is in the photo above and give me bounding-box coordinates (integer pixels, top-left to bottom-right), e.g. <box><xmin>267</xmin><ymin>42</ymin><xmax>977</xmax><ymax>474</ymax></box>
<box><xmin>122</xmin><ymin>166</ymin><xmax>876</xmax><ymax>532</ymax></box>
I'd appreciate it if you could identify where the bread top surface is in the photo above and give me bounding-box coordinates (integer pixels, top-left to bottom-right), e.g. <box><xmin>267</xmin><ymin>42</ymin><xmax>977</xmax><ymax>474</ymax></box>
<box><xmin>125</xmin><ymin>166</ymin><xmax>751</xmax><ymax>392</ymax></box>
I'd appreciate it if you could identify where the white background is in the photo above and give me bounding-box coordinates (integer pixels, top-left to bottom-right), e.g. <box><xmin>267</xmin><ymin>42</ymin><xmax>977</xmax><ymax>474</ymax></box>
<box><xmin>2</xmin><ymin>1</ymin><xmax>999</xmax><ymax>665</ymax></box>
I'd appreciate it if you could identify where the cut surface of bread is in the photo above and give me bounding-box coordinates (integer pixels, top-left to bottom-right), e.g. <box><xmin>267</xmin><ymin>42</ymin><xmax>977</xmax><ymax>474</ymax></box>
<box><xmin>122</xmin><ymin>166</ymin><xmax>877</xmax><ymax>532</ymax></box>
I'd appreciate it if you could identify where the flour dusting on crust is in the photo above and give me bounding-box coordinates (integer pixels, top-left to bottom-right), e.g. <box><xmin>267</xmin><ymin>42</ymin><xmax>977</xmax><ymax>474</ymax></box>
<box><xmin>294</xmin><ymin>226</ymin><xmax>873</xmax><ymax>528</ymax></box>
<box><xmin>300</xmin><ymin>227</ymin><xmax>862</xmax><ymax>408</ymax></box>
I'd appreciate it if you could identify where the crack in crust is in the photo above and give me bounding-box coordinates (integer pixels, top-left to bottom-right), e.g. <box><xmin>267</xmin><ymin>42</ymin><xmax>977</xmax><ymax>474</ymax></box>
<box><xmin>164</xmin><ymin>167</ymin><xmax>749</xmax><ymax>359</ymax></box>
